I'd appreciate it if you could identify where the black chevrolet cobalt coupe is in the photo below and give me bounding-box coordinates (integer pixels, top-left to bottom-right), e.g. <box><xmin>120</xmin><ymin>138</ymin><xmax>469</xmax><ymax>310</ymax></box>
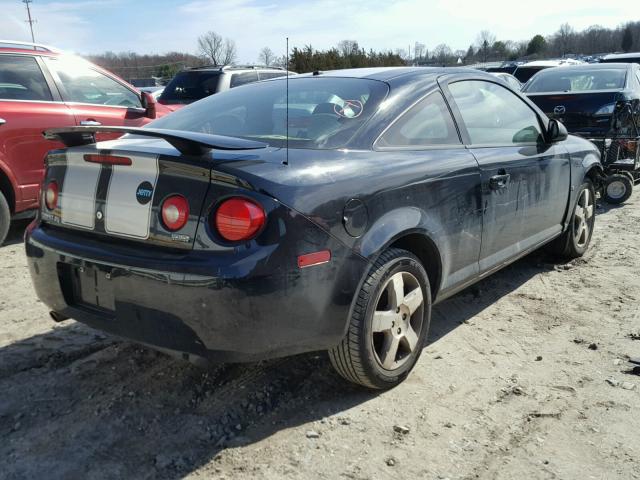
<box><xmin>27</xmin><ymin>67</ymin><xmax>602</xmax><ymax>389</ymax></box>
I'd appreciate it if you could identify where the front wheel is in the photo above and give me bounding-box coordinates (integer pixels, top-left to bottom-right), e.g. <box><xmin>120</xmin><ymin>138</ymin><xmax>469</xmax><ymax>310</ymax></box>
<box><xmin>550</xmin><ymin>179</ymin><xmax>596</xmax><ymax>259</ymax></box>
<box><xmin>329</xmin><ymin>248</ymin><xmax>431</xmax><ymax>389</ymax></box>
<box><xmin>603</xmin><ymin>173</ymin><xmax>633</xmax><ymax>204</ymax></box>
<box><xmin>0</xmin><ymin>191</ymin><xmax>10</xmax><ymax>246</ymax></box>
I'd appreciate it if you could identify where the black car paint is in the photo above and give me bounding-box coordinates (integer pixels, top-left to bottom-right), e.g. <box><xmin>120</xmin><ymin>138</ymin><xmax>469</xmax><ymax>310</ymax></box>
<box><xmin>26</xmin><ymin>68</ymin><xmax>602</xmax><ymax>362</ymax></box>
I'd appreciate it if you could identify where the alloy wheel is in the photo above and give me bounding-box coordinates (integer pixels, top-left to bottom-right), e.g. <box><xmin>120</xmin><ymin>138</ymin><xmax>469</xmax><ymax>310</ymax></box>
<box><xmin>573</xmin><ymin>187</ymin><xmax>594</xmax><ymax>248</ymax></box>
<box><xmin>371</xmin><ymin>271</ymin><xmax>425</xmax><ymax>370</ymax></box>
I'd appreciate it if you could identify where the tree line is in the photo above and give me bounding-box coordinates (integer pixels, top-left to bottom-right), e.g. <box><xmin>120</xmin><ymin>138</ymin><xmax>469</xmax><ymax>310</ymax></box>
<box><xmin>87</xmin><ymin>21</ymin><xmax>640</xmax><ymax>82</ymax></box>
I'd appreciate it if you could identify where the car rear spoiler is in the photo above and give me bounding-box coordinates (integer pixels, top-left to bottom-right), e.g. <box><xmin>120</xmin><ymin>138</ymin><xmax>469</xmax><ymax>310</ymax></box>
<box><xmin>43</xmin><ymin>126</ymin><xmax>268</xmax><ymax>155</ymax></box>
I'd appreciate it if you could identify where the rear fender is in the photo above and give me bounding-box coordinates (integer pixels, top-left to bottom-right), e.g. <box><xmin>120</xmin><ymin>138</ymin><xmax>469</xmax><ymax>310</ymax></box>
<box><xmin>354</xmin><ymin>206</ymin><xmax>445</xmax><ymax>289</ymax></box>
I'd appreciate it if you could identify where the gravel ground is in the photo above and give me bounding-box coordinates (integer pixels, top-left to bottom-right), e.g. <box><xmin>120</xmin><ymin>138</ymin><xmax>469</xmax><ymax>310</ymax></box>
<box><xmin>1</xmin><ymin>194</ymin><xmax>639</xmax><ymax>480</ymax></box>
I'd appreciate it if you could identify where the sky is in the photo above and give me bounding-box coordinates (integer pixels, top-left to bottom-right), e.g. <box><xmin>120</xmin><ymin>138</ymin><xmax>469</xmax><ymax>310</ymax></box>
<box><xmin>0</xmin><ymin>0</ymin><xmax>637</xmax><ymax>62</ymax></box>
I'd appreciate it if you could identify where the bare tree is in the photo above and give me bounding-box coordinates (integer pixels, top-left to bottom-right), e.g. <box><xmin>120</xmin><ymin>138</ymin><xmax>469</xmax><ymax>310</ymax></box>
<box><xmin>433</xmin><ymin>44</ymin><xmax>452</xmax><ymax>66</ymax></box>
<box><xmin>555</xmin><ymin>23</ymin><xmax>575</xmax><ymax>56</ymax></box>
<box><xmin>197</xmin><ymin>31</ymin><xmax>237</xmax><ymax>65</ymax></box>
<box><xmin>259</xmin><ymin>47</ymin><xmax>275</xmax><ymax>66</ymax></box>
<box><xmin>337</xmin><ymin>40</ymin><xmax>359</xmax><ymax>57</ymax></box>
<box><xmin>476</xmin><ymin>30</ymin><xmax>496</xmax><ymax>62</ymax></box>
<box><xmin>476</xmin><ymin>32</ymin><xmax>492</xmax><ymax>63</ymax></box>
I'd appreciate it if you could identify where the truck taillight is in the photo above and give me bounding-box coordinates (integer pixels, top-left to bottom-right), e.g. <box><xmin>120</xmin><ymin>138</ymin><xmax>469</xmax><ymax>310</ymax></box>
<box><xmin>45</xmin><ymin>181</ymin><xmax>58</xmax><ymax>210</ymax></box>
<box><xmin>161</xmin><ymin>195</ymin><xmax>189</xmax><ymax>231</ymax></box>
<box><xmin>214</xmin><ymin>197</ymin><xmax>265</xmax><ymax>242</ymax></box>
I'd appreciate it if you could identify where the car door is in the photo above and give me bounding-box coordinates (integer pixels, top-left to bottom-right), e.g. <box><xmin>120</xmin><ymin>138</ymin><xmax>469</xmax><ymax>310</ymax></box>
<box><xmin>375</xmin><ymin>90</ymin><xmax>483</xmax><ymax>294</ymax></box>
<box><xmin>443</xmin><ymin>78</ymin><xmax>571</xmax><ymax>274</ymax></box>
<box><xmin>43</xmin><ymin>56</ymin><xmax>149</xmax><ymax>142</ymax></box>
<box><xmin>0</xmin><ymin>54</ymin><xmax>74</xmax><ymax>211</ymax></box>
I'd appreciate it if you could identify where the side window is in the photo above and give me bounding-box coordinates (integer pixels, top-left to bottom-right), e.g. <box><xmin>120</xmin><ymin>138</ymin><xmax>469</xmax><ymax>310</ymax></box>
<box><xmin>47</xmin><ymin>58</ymin><xmax>140</xmax><ymax>107</ymax></box>
<box><xmin>230</xmin><ymin>71</ymin><xmax>258</xmax><ymax>88</ymax></box>
<box><xmin>377</xmin><ymin>91</ymin><xmax>460</xmax><ymax>148</ymax></box>
<box><xmin>449</xmin><ymin>80</ymin><xmax>544</xmax><ymax>145</ymax></box>
<box><xmin>0</xmin><ymin>55</ymin><xmax>52</xmax><ymax>101</ymax></box>
<box><xmin>259</xmin><ymin>71</ymin><xmax>286</xmax><ymax>80</ymax></box>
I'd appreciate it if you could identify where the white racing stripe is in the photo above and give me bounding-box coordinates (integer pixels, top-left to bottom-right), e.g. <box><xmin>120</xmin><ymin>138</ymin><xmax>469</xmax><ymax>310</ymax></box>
<box><xmin>104</xmin><ymin>154</ymin><xmax>159</xmax><ymax>239</ymax></box>
<box><xmin>60</xmin><ymin>150</ymin><xmax>101</xmax><ymax>230</ymax></box>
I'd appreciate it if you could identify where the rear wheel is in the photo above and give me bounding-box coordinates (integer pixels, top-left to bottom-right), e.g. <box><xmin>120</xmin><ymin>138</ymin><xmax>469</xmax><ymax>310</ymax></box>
<box><xmin>551</xmin><ymin>180</ymin><xmax>596</xmax><ymax>259</ymax></box>
<box><xmin>329</xmin><ymin>248</ymin><xmax>431</xmax><ymax>389</ymax></box>
<box><xmin>0</xmin><ymin>191</ymin><xmax>10</xmax><ymax>246</ymax></box>
<box><xmin>603</xmin><ymin>174</ymin><xmax>633</xmax><ymax>204</ymax></box>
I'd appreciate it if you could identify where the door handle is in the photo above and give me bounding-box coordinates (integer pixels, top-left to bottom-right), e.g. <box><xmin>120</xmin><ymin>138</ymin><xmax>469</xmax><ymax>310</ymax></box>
<box><xmin>489</xmin><ymin>173</ymin><xmax>511</xmax><ymax>190</ymax></box>
<box><xmin>0</xmin><ymin>118</ymin><xmax>6</xmax><ymax>126</ymax></box>
<box><xmin>80</xmin><ymin>120</ymin><xmax>102</xmax><ymax>126</ymax></box>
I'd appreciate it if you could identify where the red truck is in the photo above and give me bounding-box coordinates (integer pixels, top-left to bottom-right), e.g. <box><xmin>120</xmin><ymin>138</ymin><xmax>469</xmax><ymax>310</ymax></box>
<box><xmin>0</xmin><ymin>40</ymin><xmax>171</xmax><ymax>244</ymax></box>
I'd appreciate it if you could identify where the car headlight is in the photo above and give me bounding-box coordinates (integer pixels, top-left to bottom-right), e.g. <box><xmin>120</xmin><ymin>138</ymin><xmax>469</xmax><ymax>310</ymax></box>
<box><xmin>595</xmin><ymin>103</ymin><xmax>615</xmax><ymax>115</ymax></box>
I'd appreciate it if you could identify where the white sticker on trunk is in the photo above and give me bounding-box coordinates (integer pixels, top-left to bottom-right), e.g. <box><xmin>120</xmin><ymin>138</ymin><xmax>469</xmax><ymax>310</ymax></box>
<box><xmin>60</xmin><ymin>151</ymin><xmax>101</xmax><ymax>230</ymax></box>
<box><xmin>104</xmin><ymin>154</ymin><xmax>159</xmax><ymax>239</ymax></box>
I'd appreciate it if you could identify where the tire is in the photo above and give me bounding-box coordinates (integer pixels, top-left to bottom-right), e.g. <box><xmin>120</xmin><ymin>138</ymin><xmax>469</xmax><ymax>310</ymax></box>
<box><xmin>550</xmin><ymin>179</ymin><xmax>596</xmax><ymax>259</ymax></box>
<box><xmin>329</xmin><ymin>248</ymin><xmax>431</xmax><ymax>389</ymax></box>
<box><xmin>602</xmin><ymin>174</ymin><xmax>633</xmax><ymax>204</ymax></box>
<box><xmin>0</xmin><ymin>191</ymin><xmax>10</xmax><ymax>246</ymax></box>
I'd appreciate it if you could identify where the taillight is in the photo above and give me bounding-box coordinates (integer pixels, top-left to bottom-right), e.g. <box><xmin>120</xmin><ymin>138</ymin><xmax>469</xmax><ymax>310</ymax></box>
<box><xmin>214</xmin><ymin>197</ymin><xmax>265</xmax><ymax>242</ymax></box>
<box><xmin>45</xmin><ymin>181</ymin><xmax>58</xmax><ymax>210</ymax></box>
<box><xmin>84</xmin><ymin>154</ymin><xmax>132</xmax><ymax>166</ymax></box>
<box><xmin>161</xmin><ymin>195</ymin><xmax>189</xmax><ymax>231</ymax></box>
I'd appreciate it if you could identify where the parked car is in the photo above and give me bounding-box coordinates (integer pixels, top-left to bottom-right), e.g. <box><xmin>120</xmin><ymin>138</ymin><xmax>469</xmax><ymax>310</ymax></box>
<box><xmin>600</xmin><ymin>52</ymin><xmax>640</xmax><ymax>65</ymax></box>
<box><xmin>28</xmin><ymin>67</ymin><xmax>602</xmax><ymax>389</ymax></box>
<box><xmin>0</xmin><ymin>40</ymin><xmax>171</xmax><ymax>245</ymax></box>
<box><xmin>139</xmin><ymin>86</ymin><xmax>164</xmax><ymax>99</ymax></box>
<box><xmin>490</xmin><ymin>72</ymin><xmax>522</xmax><ymax>90</ymax></box>
<box><xmin>523</xmin><ymin>63</ymin><xmax>640</xmax><ymax>203</ymax></box>
<box><xmin>157</xmin><ymin>65</ymin><xmax>293</xmax><ymax>111</ymax></box>
<box><xmin>513</xmin><ymin>59</ymin><xmax>584</xmax><ymax>84</ymax></box>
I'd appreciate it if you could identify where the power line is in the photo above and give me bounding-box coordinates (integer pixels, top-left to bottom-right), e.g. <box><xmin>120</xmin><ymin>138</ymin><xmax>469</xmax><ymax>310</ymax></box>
<box><xmin>22</xmin><ymin>0</ymin><xmax>36</xmax><ymax>43</ymax></box>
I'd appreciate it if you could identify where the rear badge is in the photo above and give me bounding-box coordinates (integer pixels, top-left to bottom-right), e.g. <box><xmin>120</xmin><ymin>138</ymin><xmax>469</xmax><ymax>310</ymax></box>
<box><xmin>136</xmin><ymin>181</ymin><xmax>154</xmax><ymax>205</ymax></box>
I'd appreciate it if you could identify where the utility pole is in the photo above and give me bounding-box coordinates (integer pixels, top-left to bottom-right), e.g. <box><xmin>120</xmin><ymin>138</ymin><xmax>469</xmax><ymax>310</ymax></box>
<box><xmin>23</xmin><ymin>0</ymin><xmax>36</xmax><ymax>43</ymax></box>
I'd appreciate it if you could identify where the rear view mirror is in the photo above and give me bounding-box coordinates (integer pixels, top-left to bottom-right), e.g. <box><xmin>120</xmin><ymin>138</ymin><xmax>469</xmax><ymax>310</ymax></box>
<box><xmin>141</xmin><ymin>92</ymin><xmax>157</xmax><ymax>119</ymax></box>
<box><xmin>548</xmin><ymin>119</ymin><xmax>568</xmax><ymax>143</ymax></box>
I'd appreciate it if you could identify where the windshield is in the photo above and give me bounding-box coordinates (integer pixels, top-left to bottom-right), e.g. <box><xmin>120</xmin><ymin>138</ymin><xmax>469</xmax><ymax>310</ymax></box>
<box><xmin>525</xmin><ymin>68</ymin><xmax>627</xmax><ymax>93</ymax></box>
<box><xmin>150</xmin><ymin>77</ymin><xmax>389</xmax><ymax>149</ymax></box>
<box><xmin>158</xmin><ymin>71</ymin><xmax>222</xmax><ymax>104</ymax></box>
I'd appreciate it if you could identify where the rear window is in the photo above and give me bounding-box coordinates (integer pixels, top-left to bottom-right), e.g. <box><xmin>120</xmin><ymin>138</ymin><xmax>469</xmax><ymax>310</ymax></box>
<box><xmin>149</xmin><ymin>77</ymin><xmax>389</xmax><ymax>149</ymax></box>
<box><xmin>159</xmin><ymin>71</ymin><xmax>221</xmax><ymax>103</ymax></box>
<box><xmin>229</xmin><ymin>71</ymin><xmax>258</xmax><ymax>88</ymax></box>
<box><xmin>514</xmin><ymin>66</ymin><xmax>549</xmax><ymax>83</ymax></box>
<box><xmin>0</xmin><ymin>55</ymin><xmax>52</xmax><ymax>101</ymax></box>
<box><xmin>525</xmin><ymin>68</ymin><xmax>627</xmax><ymax>93</ymax></box>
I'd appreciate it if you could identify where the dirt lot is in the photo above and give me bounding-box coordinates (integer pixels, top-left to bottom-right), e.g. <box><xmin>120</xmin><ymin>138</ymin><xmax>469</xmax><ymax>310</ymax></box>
<box><xmin>1</xmin><ymin>195</ymin><xmax>639</xmax><ymax>480</ymax></box>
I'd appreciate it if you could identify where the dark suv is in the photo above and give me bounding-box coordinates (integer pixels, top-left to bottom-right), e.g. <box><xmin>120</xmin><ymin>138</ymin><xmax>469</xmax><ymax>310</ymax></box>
<box><xmin>0</xmin><ymin>40</ymin><xmax>169</xmax><ymax>245</ymax></box>
<box><xmin>157</xmin><ymin>65</ymin><xmax>292</xmax><ymax>111</ymax></box>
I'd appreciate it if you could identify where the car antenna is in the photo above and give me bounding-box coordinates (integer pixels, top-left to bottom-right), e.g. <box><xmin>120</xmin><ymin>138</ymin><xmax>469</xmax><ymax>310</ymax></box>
<box><xmin>285</xmin><ymin>36</ymin><xmax>289</xmax><ymax>166</ymax></box>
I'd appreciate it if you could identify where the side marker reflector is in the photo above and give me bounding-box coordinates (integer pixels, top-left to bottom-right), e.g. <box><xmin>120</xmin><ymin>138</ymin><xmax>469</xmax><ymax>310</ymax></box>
<box><xmin>298</xmin><ymin>250</ymin><xmax>331</xmax><ymax>269</ymax></box>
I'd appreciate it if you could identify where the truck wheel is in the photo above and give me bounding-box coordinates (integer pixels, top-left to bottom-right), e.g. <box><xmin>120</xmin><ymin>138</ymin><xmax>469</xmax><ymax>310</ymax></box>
<box><xmin>551</xmin><ymin>180</ymin><xmax>596</xmax><ymax>259</ymax></box>
<box><xmin>329</xmin><ymin>248</ymin><xmax>431</xmax><ymax>389</ymax></box>
<box><xmin>603</xmin><ymin>174</ymin><xmax>632</xmax><ymax>204</ymax></box>
<box><xmin>0</xmin><ymin>191</ymin><xmax>10</xmax><ymax>246</ymax></box>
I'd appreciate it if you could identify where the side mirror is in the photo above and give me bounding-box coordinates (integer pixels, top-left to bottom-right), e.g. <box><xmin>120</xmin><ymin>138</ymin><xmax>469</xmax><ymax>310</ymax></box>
<box><xmin>547</xmin><ymin>118</ymin><xmax>568</xmax><ymax>143</ymax></box>
<box><xmin>141</xmin><ymin>92</ymin><xmax>157</xmax><ymax>119</ymax></box>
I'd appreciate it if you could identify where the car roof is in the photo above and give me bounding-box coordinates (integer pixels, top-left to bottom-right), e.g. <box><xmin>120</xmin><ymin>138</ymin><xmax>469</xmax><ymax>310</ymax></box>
<box><xmin>519</xmin><ymin>59</ymin><xmax>584</xmax><ymax>68</ymax></box>
<box><xmin>296</xmin><ymin>66</ymin><xmax>480</xmax><ymax>82</ymax></box>
<box><xmin>534</xmin><ymin>63</ymin><xmax>630</xmax><ymax>73</ymax></box>
<box><xmin>603</xmin><ymin>52</ymin><xmax>640</xmax><ymax>60</ymax></box>
<box><xmin>0</xmin><ymin>39</ymin><xmax>61</xmax><ymax>56</ymax></box>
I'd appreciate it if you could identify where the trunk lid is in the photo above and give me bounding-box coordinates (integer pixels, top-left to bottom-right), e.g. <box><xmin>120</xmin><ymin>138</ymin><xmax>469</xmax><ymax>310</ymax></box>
<box><xmin>41</xmin><ymin>142</ymin><xmax>211</xmax><ymax>250</ymax></box>
<box><xmin>526</xmin><ymin>91</ymin><xmax>621</xmax><ymax>137</ymax></box>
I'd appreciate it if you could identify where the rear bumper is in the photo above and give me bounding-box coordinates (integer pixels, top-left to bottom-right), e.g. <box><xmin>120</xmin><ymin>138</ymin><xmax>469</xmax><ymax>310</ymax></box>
<box><xmin>25</xmin><ymin>222</ymin><xmax>369</xmax><ymax>362</ymax></box>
